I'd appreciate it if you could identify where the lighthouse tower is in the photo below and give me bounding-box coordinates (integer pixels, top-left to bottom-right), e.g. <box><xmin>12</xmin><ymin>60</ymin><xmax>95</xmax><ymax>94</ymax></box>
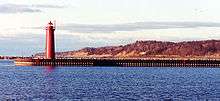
<box><xmin>45</xmin><ymin>21</ymin><xmax>55</xmax><ymax>59</ymax></box>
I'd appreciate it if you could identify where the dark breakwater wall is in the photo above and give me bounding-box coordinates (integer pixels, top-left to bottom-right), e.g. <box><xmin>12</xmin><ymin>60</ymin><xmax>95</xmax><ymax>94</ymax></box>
<box><xmin>15</xmin><ymin>58</ymin><xmax>220</xmax><ymax>67</ymax></box>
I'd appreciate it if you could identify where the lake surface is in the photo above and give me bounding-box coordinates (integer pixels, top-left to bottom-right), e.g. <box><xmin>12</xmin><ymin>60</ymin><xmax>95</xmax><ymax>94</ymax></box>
<box><xmin>0</xmin><ymin>60</ymin><xmax>220</xmax><ymax>100</ymax></box>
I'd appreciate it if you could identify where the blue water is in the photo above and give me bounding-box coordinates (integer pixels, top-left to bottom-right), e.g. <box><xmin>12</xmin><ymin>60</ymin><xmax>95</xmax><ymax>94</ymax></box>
<box><xmin>0</xmin><ymin>60</ymin><xmax>220</xmax><ymax>100</ymax></box>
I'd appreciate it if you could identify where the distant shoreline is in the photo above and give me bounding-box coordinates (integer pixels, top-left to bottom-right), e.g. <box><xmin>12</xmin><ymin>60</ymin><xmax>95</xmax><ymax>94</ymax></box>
<box><xmin>34</xmin><ymin>39</ymin><xmax>220</xmax><ymax>59</ymax></box>
<box><xmin>3</xmin><ymin>39</ymin><xmax>220</xmax><ymax>59</ymax></box>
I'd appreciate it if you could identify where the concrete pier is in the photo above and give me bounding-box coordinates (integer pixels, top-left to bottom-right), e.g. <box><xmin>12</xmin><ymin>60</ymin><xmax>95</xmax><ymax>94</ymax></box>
<box><xmin>14</xmin><ymin>58</ymin><xmax>220</xmax><ymax>67</ymax></box>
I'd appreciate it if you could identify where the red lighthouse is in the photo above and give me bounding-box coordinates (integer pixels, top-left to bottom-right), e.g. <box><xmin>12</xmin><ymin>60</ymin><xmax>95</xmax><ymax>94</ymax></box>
<box><xmin>45</xmin><ymin>21</ymin><xmax>55</xmax><ymax>59</ymax></box>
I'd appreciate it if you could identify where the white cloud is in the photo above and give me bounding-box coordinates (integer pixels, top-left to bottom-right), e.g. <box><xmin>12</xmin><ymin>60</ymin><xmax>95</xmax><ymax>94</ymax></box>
<box><xmin>0</xmin><ymin>3</ymin><xmax>64</xmax><ymax>14</ymax></box>
<box><xmin>40</xmin><ymin>22</ymin><xmax>220</xmax><ymax>33</ymax></box>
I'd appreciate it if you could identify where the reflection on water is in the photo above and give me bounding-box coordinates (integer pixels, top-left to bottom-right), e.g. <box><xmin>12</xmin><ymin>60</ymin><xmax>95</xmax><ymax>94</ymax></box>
<box><xmin>44</xmin><ymin>66</ymin><xmax>55</xmax><ymax>74</ymax></box>
<box><xmin>0</xmin><ymin>60</ymin><xmax>220</xmax><ymax>100</ymax></box>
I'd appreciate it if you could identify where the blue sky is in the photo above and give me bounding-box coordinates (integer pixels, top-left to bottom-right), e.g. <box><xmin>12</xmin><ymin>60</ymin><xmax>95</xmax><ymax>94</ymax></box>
<box><xmin>1</xmin><ymin>0</ymin><xmax>220</xmax><ymax>56</ymax></box>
